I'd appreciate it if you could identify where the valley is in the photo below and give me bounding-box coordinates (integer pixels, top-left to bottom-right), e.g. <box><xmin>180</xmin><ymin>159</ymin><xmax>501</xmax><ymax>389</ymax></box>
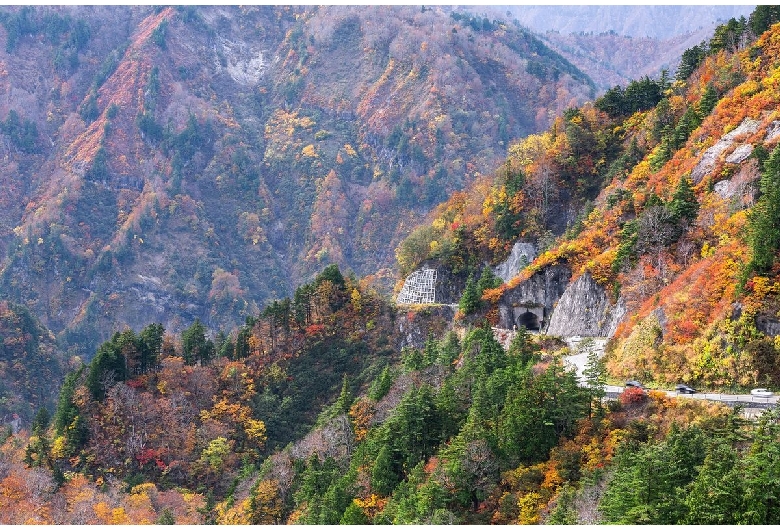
<box><xmin>3</xmin><ymin>4</ymin><xmax>780</xmax><ymax>526</ymax></box>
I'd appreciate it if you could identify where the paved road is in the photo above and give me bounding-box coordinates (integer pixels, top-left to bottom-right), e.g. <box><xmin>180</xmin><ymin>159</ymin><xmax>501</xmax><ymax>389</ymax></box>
<box><xmin>604</xmin><ymin>386</ymin><xmax>778</xmax><ymax>408</ymax></box>
<box><xmin>564</xmin><ymin>336</ymin><xmax>778</xmax><ymax>409</ymax></box>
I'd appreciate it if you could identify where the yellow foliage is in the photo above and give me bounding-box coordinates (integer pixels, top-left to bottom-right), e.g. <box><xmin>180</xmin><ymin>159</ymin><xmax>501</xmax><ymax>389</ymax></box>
<box><xmin>350</xmin><ymin>288</ymin><xmax>362</xmax><ymax>312</ymax></box>
<box><xmin>508</xmin><ymin>132</ymin><xmax>553</xmax><ymax>167</ymax></box>
<box><xmin>301</xmin><ymin>144</ymin><xmax>317</xmax><ymax>158</ymax></box>
<box><xmin>250</xmin><ymin>480</ymin><xmax>283</xmax><ymax>524</ymax></box>
<box><xmin>216</xmin><ymin>498</ymin><xmax>252</xmax><ymax>524</ymax></box>
<box><xmin>244</xmin><ymin>418</ymin><xmax>267</xmax><ymax>445</ymax></box>
<box><xmin>517</xmin><ymin>492</ymin><xmax>542</xmax><ymax>524</ymax></box>
<box><xmin>354</xmin><ymin>494</ymin><xmax>387</xmax><ymax>518</ymax></box>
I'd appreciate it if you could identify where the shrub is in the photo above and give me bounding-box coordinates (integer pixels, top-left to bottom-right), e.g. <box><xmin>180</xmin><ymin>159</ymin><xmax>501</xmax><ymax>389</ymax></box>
<box><xmin>619</xmin><ymin>386</ymin><xmax>647</xmax><ymax>406</ymax></box>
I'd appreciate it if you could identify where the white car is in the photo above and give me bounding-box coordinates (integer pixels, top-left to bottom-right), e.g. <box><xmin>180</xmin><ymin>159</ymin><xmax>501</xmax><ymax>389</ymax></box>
<box><xmin>750</xmin><ymin>388</ymin><xmax>774</xmax><ymax>397</ymax></box>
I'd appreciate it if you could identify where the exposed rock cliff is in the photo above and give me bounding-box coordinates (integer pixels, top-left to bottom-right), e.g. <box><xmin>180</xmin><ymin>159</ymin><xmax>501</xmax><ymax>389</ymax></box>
<box><xmin>395</xmin><ymin>304</ymin><xmax>457</xmax><ymax>350</ymax></box>
<box><xmin>497</xmin><ymin>263</ymin><xmax>571</xmax><ymax>331</ymax></box>
<box><xmin>546</xmin><ymin>272</ymin><xmax>626</xmax><ymax>337</ymax></box>
<box><xmin>494</xmin><ymin>241</ymin><xmax>536</xmax><ymax>283</ymax></box>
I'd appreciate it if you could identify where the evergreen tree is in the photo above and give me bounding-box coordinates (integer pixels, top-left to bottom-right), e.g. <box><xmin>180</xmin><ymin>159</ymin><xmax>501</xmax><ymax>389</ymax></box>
<box><xmin>740</xmin><ymin>409</ymin><xmax>780</xmax><ymax>524</ymax></box>
<box><xmin>371</xmin><ymin>444</ymin><xmax>398</xmax><ymax>496</ymax></box>
<box><xmin>138</xmin><ymin>322</ymin><xmax>164</xmax><ymax>373</ymax></box>
<box><xmin>749</xmin><ymin>5</ymin><xmax>780</xmax><ymax>36</ymax></box>
<box><xmin>368</xmin><ymin>365</ymin><xmax>395</xmax><ymax>401</ymax></box>
<box><xmin>698</xmin><ymin>84</ymin><xmax>720</xmax><ymax>117</ymax></box>
<box><xmin>669</xmin><ymin>175</ymin><xmax>699</xmax><ymax>223</ymax></box>
<box><xmin>684</xmin><ymin>441</ymin><xmax>745</xmax><ymax>524</ymax></box>
<box><xmin>547</xmin><ymin>484</ymin><xmax>579</xmax><ymax>524</ymax></box>
<box><xmin>581</xmin><ymin>338</ymin><xmax>606</xmax><ymax>418</ymax></box>
<box><xmin>673</xmin><ymin>106</ymin><xmax>702</xmax><ymax>148</ymax></box>
<box><xmin>31</xmin><ymin>406</ymin><xmax>50</xmax><ymax>435</ymax></box>
<box><xmin>437</xmin><ymin>331</ymin><xmax>461</xmax><ymax>366</ymax></box>
<box><xmin>86</xmin><ymin>339</ymin><xmax>127</xmax><ymax>400</ymax></box>
<box><xmin>340</xmin><ymin>501</ymin><xmax>369</xmax><ymax>525</ymax></box>
<box><xmin>332</xmin><ymin>374</ymin><xmax>353</xmax><ymax>416</ymax></box>
<box><xmin>747</xmin><ymin>146</ymin><xmax>780</xmax><ymax>275</ymax></box>
<box><xmin>507</xmin><ymin>325</ymin><xmax>538</xmax><ymax>367</ymax></box>
<box><xmin>476</xmin><ymin>264</ymin><xmax>502</xmax><ymax>293</ymax></box>
<box><xmin>422</xmin><ymin>334</ymin><xmax>439</xmax><ymax>366</ymax></box>
<box><xmin>458</xmin><ymin>274</ymin><xmax>481</xmax><ymax>315</ymax></box>
<box><xmin>676</xmin><ymin>43</ymin><xmax>707</xmax><ymax>81</ymax></box>
<box><xmin>600</xmin><ymin>424</ymin><xmax>707</xmax><ymax>524</ymax></box>
<box><xmin>182</xmin><ymin>318</ymin><xmax>212</xmax><ymax>365</ymax></box>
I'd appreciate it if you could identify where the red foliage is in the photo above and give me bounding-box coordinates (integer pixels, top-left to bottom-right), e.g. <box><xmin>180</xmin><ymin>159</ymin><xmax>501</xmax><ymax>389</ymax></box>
<box><xmin>305</xmin><ymin>324</ymin><xmax>325</xmax><ymax>337</ymax></box>
<box><xmin>619</xmin><ymin>387</ymin><xmax>647</xmax><ymax>405</ymax></box>
<box><xmin>126</xmin><ymin>378</ymin><xmax>145</xmax><ymax>389</ymax></box>
<box><xmin>136</xmin><ymin>448</ymin><xmax>161</xmax><ymax>467</ymax></box>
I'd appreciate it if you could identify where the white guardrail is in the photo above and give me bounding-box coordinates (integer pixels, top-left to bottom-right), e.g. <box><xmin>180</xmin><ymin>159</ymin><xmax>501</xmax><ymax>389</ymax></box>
<box><xmin>604</xmin><ymin>385</ymin><xmax>779</xmax><ymax>407</ymax></box>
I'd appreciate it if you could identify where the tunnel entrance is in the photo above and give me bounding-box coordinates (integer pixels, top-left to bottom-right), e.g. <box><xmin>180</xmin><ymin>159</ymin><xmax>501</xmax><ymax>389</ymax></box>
<box><xmin>517</xmin><ymin>310</ymin><xmax>540</xmax><ymax>331</ymax></box>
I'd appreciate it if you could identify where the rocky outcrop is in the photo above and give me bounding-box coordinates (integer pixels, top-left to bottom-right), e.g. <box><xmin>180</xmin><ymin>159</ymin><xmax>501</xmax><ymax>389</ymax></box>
<box><xmin>756</xmin><ymin>314</ymin><xmax>780</xmax><ymax>337</ymax></box>
<box><xmin>690</xmin><ymin>118</ymin><xmax>760</xmax><ymax>184</ymax></box>
<box><xmin>404</xmin><ymin>260</ymin><xmax>468</xmax><ymax>305</ymax></box>
<box><xmin>494</xmin><ymin>242</ymin><xmax>537</xmax><ymax>283</ymax></box>
<box><xmin>497</xmin><ymin>263</ymin><xmax>571</xmax><ymax>331</ymax></box>
<box><xmin>546</xmin><ymin>272</ymin><xmax>626</xmax><ymax>337</ymax></box>
<box><xmin>395</xmin><ymin>304</ymin><xmax>457</xmax><ymax>350</ymax></box>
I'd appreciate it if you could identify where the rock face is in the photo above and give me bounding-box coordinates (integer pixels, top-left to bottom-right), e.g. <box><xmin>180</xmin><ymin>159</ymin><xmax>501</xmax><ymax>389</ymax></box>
<box><xmin>756</xmin><ymin>315</ymin><xmax>780</xmax><ymax>337</ymax></box>
<box><xmin>406</xmin><ymin>260</ymin><xmax>469</xmax><ymax>305</ymax></box>
<box><xmin>395</xmin><ymin>304</ymin><xmax>457</xmax><ymax>350</ymax></box>
<box><xmin>497</xmin><ymin>264</ymin><xmax>571</xmax><ymax>331</ymax></box>
<box><xmin>546</xmin><ymin>272</ymin><xmax>626</xmax><ymax>337</ymax></box>
<box><xmin>494</xmin><ymin>242</ymin><xmax>537</xmax><ymax>283</ymax></box>
<box><xmin>691</xmin><ymin>118</ymin><xmax>761</xmax><ymax>184</ymax></box>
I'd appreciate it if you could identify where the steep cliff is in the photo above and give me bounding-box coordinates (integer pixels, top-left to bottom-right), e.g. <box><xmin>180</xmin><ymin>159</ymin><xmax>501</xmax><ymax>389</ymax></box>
<box><xmin>497</xmin><ymin>263</ymin><xmax>571</xmax><ymax>331</ymax></box>
<box><xmin>546</xmin><ymin>271</ymin><xmax>626</xmax><ymax>337</ymax></box>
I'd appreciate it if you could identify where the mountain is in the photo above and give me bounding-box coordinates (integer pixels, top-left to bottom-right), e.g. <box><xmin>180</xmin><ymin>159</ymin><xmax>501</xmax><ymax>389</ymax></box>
<box><xmin>503</xmin><ymin>5</ymin><xmax>755</xmax><ymax>39</ymax></box>
<box><xmin>0</xmin><ymin>300</ymin><xmax>67</xmax><ymax>423</ymax></box>
<box><xmin>491</xmin><ymin>5</ymin><xmax>756</xmax><ymax>92</ymax></box>
<box><xmin>0</xmin><ymin>5</ymin><xmax>595</xmax><ymax>356</ymax></box>
<box><xmin>396</xmin><ymin>7</ymin><xmax>780</xmax><ymax>391</ymax></box>
<box><xmin>538</xmin><ymin>29</ymin><xmax>714</xmax><ymax>92</ymax></box>
<box><xmin>3</xmin><ymin>6</ymin><xmax>780</xmax><ymax>527</ymax></box>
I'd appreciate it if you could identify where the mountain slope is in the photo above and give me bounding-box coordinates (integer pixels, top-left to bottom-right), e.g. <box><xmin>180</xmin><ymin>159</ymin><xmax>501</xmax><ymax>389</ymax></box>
<box><xmin>397</xmin><ymin>13</ymin><xmax>780</xmax><ymax>391</ymax></box>
<box><xmin>0</xmin><ymin>5</ymin><xmax>595</xmax><ymax>356</ymax></box>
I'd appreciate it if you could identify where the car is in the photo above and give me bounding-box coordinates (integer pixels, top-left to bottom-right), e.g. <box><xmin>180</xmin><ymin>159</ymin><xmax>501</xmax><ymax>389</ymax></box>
<box><xmin>625</xmin><ymin>380</ymin><xmax>645</xmax><ymax>389</ymax></box>
<box><xmin>675</xmin><ymin>384</ymin><xmax>697</xmax><ymax>394</ymax></box>
<box><xmin>750</xmin><ymin>388</ymin><xmax>774</xmax><ymax>397</ymax></box>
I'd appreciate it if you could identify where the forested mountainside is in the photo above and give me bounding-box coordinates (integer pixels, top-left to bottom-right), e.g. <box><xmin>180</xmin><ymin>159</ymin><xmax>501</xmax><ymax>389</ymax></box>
<box><xmin>396</xmin><ymin>7</ymin><xmax>780</xmax><ymax>391</ymax></box>
<box><xmin>540</xmin><ymin>30</ymin><xmax>717</xmax><ymax>93</ymax></box>
<box><xmin>5</xmin><ymin>6</ymin><xmax>780</xmax><ymax>527</ymax></box>
<box><xmin>0</xmin><ymin>301</ymin><xmax>68</xmax><ymax>423</ymax></box>
<box><xmin>0</xmin><ymin>5</ymin><xmax>594</xmax><ymax>357</ymax></box>
<box><xmin>496</xmin><ymin>5</ymin><xmax>757</xmax><ymax>92</ymax></box>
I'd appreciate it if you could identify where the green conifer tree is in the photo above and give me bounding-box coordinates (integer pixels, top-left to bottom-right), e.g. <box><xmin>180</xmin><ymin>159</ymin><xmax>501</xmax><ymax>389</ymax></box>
<box><xmin>747</xmin><ymin>146</ymin><xmax>780</xmax><ymax>275</ymax></box>
<box><xmin>459</xmin><ymin>274</ymin><xmax>481</xmax><ymax>315</ymax></box>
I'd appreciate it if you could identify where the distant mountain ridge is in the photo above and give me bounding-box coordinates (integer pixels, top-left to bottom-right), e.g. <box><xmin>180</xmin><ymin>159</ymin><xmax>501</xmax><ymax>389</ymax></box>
<box><xmin>503</xmin><ymin>5</ymin><xmax>755</xmax><ymax>39</ymax></box>
<box><xmin>480</xmin><ymin>5</ymin><xmax>757</xmax><ymax>91</ymax></box>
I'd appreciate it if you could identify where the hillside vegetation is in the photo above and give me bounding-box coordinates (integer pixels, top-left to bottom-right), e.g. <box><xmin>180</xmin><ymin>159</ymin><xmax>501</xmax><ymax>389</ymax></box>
<box><xmin>4</xmin><ymin>6</ymin><xmax>780</xmax><ymax>527</ymax></box>
<box><xmin>398</xmin><ymin>8</ymin><xmax>780</xmax><ymax>392</ymax></box>
<box><xmin>0</xmin><ymin>5</ymin><xmax>594</xmax><ymax>357</ymax></box>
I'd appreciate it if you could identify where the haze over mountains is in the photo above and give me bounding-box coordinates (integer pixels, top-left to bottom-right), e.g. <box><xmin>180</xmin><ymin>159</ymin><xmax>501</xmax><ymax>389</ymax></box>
<box><xmin>505</xmin><ymin>5</ymin><xmax>755</xmax><ymax>39</ymax></box>
<box><xmin>501</xmin><ymin>5</ymin><xmax>757</xmax><ymax>91</ymax></box>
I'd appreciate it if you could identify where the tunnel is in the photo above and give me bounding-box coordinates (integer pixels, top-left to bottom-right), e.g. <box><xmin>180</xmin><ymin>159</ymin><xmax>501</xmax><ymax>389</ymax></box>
<box><xmin>517</xmin><ymin>310</ymin><xmax>541</xmax><ymax>331</ymax></box>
